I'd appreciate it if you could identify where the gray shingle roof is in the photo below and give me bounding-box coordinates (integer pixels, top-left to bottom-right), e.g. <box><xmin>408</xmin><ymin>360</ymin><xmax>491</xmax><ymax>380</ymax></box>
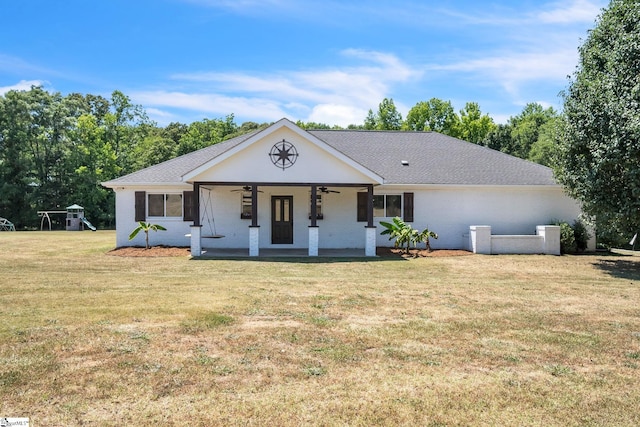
<box><xmin>104</xmin><ymin>126</ymin><xmax>556</xmax><ymax>187</ymax></box>
<box><xmin>103</xmin><ymin>131</ymin><xmax>256</xmax><ymax>185</ymax></box>
<box><xmin>308</xmin><ymin>130</ymin><xmax>556</xmax><ymax>185</ymax></box>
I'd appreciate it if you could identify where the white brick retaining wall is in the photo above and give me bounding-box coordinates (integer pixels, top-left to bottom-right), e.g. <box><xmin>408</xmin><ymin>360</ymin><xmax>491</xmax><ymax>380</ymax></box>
<box><xmin>469</xmin><ymin>225</ymin><xmax>560</xmax><ymax>255</ymax></box>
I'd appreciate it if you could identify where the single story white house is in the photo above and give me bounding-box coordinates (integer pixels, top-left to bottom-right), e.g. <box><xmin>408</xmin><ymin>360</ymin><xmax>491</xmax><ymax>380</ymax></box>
<box><xmin>103</xmin><ymin>118</ymin><xmax>590</xmax><ymax>256</ymax></box>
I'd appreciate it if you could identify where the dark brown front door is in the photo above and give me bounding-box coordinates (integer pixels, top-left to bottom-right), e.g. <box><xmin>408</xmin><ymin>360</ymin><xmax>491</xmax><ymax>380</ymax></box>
<box><xmin>272</xmin><ymin>196</ymin><xmax>293</xmax><ymax>244</ymax></box>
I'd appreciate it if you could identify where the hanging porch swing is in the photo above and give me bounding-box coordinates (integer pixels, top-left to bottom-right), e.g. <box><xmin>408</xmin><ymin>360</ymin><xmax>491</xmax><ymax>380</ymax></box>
<box><xmin>200</xmin><ymin>186</ymin><xmax>225</xmax><ymax>239</ymax></box>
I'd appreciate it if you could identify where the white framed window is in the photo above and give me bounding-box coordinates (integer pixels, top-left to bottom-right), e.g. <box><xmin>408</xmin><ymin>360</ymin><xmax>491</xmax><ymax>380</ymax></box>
<box><xmin>147</xmin><ymin>193</ymin><xmax>182</xmax><ymax>218</ymax></box>
<box><xmin>373</xmin><ymin>194</ymin><xmax>402</xmax><ymax>217</ymax></box>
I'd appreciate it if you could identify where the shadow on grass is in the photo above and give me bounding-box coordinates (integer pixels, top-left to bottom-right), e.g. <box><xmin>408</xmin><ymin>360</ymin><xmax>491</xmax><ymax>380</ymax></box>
<box><xmin>594</xmin><ymin>258</ymin><xmax>640</xmax><ymax>280</ymax></box>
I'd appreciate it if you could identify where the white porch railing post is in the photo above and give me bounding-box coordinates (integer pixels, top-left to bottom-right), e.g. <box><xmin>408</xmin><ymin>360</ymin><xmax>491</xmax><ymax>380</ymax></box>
<box><xmin>365</xmin><ymin>226</ymin><xmax>377</xmax><ymax>257</ymax></box>
<box><xmin>308</xmin><ymin>226</ymin><xmax>319</xmax><ymax>256</ymax></box>
<box><xmin>190</xmin><ymin>225</ymin><xmax>202</xmax><ymax>256</ymax></box>
<box><xmin>249</xmin><ymin>226</ymin><xmax>260</xmax><ymax>257</ymax></box>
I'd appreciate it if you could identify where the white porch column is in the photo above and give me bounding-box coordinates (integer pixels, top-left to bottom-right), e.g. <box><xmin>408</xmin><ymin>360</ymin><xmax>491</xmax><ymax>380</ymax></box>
<box><xmin>308</xmin><ymin>226</ymin><xmax>319</xmax><ymax>256</ymax></box>
<box><xmin>190</xmin><ymin>225</ymin><xmax>202</xmax><ymax>256</ymax></box>
<box><xmin>249</xmin><ymin>226</ymin><xmax>260</xmax><ymax>257</ymax></box>
<box><xmin>365</xmin><ymin>226</ymin><xmax>377</xmax><ymax>257</ymax></box>
<box><xmin>470</xmin><ymin>225</ymin><xmax>492</xmax><ymax>254</ymax></box>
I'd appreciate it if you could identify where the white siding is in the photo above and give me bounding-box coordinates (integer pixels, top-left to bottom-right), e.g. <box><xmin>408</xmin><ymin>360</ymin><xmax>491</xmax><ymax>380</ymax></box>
<box><xmin>114</xmin><ymin>184</ymin><xmax>583</xmax><ymax>251</ymax></box>
<box><xmin>385</xmin><ymin>185</ymin><xmax>582</xmax><ymax>249</ymax></box>
<box><xmin>189</xmin><ymin>127</ymin><xmax>376</xmax><ymax>184</ymax></box>
<box><xmin>113</xmin><ymin>186</ymin><xmax>192</xmax><ymax>248</ymax></box>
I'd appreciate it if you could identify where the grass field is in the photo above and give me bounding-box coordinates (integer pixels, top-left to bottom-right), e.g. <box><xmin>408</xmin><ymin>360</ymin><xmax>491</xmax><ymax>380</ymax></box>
<box><xmin>1</xmin><ymin>231</ymin><xmax>639</xmax><ymax>426</ymax></box>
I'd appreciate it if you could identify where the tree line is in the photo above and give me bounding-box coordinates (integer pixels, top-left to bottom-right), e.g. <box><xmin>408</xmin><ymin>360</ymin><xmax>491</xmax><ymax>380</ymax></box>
<box><xmin>1</xmin><ymin>1</ymin><xmax>635</xmax><ymax>246</ymax></box>
<box><xmin>0</xmin><ymin>87</ymin><xmax>561</xmax><ymax>230</ymax></box>
<box><xmin>361</xmin><ymin>97</ymin><xmax>559</xmax><ymax>166</ymax></box>
<box><xmin>0</xmin><ymin>88</ymin><xmax>244</xmax><ymax>229</ymax></box>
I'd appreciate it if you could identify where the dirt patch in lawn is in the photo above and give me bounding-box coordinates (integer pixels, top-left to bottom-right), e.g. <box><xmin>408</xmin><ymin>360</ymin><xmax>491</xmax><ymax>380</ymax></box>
<box><xmin>108</xmin><ymin>246</ymin><xmax>471</xmax><ymax>258</ymax></box>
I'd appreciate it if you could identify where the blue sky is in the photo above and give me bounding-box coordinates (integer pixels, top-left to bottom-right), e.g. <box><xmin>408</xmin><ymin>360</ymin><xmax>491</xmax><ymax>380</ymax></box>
<box><xmin>0</xmin><ymin>0</ymin><xmax>607</xmax><ymax>127</ymax></box>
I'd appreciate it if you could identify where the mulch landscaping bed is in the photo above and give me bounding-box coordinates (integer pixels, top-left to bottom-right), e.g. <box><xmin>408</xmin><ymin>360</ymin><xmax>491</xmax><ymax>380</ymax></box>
<box><xmin>108</xmin><ymin>246</ymin><xmax>471</xmax><ymax>258</ymax></box>
<box><xmin>376</xmin><ymin>247</ymin><xmax>472</xmax><ymax>258</ymax></box>
<box><xmin>107</xmin><ymin>246</ymin><xmax>191</xmax><ymax>257</ymax></box>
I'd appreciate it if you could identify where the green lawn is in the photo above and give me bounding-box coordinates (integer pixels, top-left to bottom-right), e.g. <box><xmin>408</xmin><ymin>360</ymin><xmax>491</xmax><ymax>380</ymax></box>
<box><xmin>1</xmin><ymin>231</ymin><xmax>639</xmax><ymax>426</ymax></box>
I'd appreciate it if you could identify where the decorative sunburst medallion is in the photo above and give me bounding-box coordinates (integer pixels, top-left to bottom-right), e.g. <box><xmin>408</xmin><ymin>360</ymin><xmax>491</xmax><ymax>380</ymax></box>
<box><xmin>269</xmin><ymin>139</ymin><xmax>299</xmax><ymax>170</ymax></box>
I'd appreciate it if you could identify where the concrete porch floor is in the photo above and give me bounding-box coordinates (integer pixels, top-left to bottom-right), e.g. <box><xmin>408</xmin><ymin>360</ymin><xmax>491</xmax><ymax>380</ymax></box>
<box><xmin>198</xmin><ymin>247</ymin><xmax>369</xmax><ymax>258</ymax></box>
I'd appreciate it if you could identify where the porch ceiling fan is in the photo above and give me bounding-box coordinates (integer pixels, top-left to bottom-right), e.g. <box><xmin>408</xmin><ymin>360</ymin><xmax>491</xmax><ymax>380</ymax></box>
<box><xmin>319</xmin><ymin>186</ymin><xmax>340</xmax><ymax>194</ymax></box>
<box><xmin>230</xmin><ymin>185</ymin><xmax>263</xmax><ymax>193</ymax></box>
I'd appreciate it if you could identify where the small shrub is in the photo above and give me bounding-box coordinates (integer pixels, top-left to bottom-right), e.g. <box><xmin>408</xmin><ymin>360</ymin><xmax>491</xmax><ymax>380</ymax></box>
<box><xmin>553</xmin><ymin>219</ymin><xmax>591</xmax><ymax>254</ymax></box>
<box><xmin>573</xmin><ymin>219</ymin><xmax>590</xmax><ymax>252</ymax></box>
<box><xmin>557</xmin><ymin>221</ymin><xmax>576</xmax><ymax>254</ymax></box>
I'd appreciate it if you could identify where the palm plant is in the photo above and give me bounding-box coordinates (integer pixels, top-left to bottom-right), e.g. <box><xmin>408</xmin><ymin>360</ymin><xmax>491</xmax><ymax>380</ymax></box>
<box><xmin>416</xmin><ymin>227</ymin><xmax>438</xmax><ymax>251</ymax></box>
<box><xmin>380</xmin><ymin>217</ymin><xmax>439</xmax><ymax>254</ymax></box>
<box><xmin>128</xmin><ymin>221</ymin><xmax>167</xmax><ymax>249</ymax></box>
<box><xmin>380</xmin><ymin>217</ymin><xmax>414</xmax><ymax>254</ymax></box>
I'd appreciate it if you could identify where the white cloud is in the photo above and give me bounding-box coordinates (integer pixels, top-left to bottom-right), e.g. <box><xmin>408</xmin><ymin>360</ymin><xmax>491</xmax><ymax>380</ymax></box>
<box><xmin>0</xmin><ymin>80</ymin><xmax>46</xmax><ymax>95</ymax></box>
<box><xmin>141</xmin><ymin>49</ymin><xmax>419</xmax><ymax>125</ymax></box>
<box><xmin>433</xmin><ymin>49</ymin><xmax>578</xmax><ymax>96</ymax></box>
<box><xmin>537</xmin><ymin>0</ymin><xmax>603</xmax><ymax>24</ymax></box>
<box><xmin>178</xmin><ymin>0</ymin><xmax>294</xmax><ymax>15</ymax></box>
<box><xmin>131</xmin><ymin>90</ymin><xmax>290</xmax><ymax>123</ymax></box>
<box><xmin>307</xmin><ymin>103</ymin><xmax>369</xmax><ymax>128</ymax></box>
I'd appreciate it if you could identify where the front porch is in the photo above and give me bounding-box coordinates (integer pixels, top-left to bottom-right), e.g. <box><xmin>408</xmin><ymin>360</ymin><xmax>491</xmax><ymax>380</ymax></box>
<box><xmin>188</xmin><ymin>182</ymin><xmax>378</xmax><ymax>258</ymax></box>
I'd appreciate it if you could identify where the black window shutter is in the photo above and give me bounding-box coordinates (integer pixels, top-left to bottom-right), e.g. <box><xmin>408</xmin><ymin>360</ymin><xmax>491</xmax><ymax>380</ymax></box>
<box><xmin>403</xmin><ymin>192</ymin><xmax>414</xmax><ymax>222</ymax></box>
<box><xmin>134</xmin><ymin>191</ymin><xmax>146</xmax><ymax>222</ymax></box>
<box><xmin>183</xmin><ymin>191</ymin><xmax>194</xmax><ymax>221</ymax></box>
<box><xmin>357</xmin><ymin>192</ymin><xmax>367</xmax><ymax>222</ymax></box>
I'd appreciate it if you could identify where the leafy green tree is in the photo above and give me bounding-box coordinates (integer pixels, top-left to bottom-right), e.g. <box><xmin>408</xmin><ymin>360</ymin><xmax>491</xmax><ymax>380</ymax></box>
<box><xmin>295</xmin><ymin>120</ymin><xmax>343</xmax><ymax>130</ymax></box>
<box><xmin>404</xmin><ymin>98</ymin><xmax>460</xmax><ymax>136</ymax></box>
<box><xmin>131</xmin><ymin>134</ymin><xmax>177</xmax><ymax>171</ymax></box>
<box><xmin>481</xmin><ymin>103</ymin><xmax>557</xmax><ymax>161</ymax></box>
<box><xmin>67</xmin><ymin>113</ymin><xmax>119</xmax><ymax>226</ymax></box>
<box><xmin>508</xmin><ymin>103</ymin><xmax>557</xmax><ymax>159</ymax></box>
<box><xmin>0</xmin><ymin>87</ymin><xmax>78</xmax><ymax>227</ymax></box>
<box><xmin>457</xmin><ymin>102</ymin><xmax>496</xmax><ymax>144</ymax></box>
<box><xmin>528</xmin><ymin>116</ymin><xmax>563</xmax><ymax>167</ymax></box>
<box><xmin>482</xmin><ymin>124</ymin><xmax>512</xmax><ymax>153</ymax></box>
<box><xmin>104</xmin><ymin>90</ymin><xmax>152</xmax><ymax>174</ymax></box>
<box><xmin>162</xmin><ymin>122</ymin><xmax>188</xmax><ymax>145</ymax></box>
<box><xmin>66</xmin><ymin>93</ymin><xmax>110</xmax><ymax>123</ymax></box>
<box><xmin>0</xmin><ymin>89</ymin><xmax>36</xmax><ymax>228</ymax></box>
<box><xmin>176</xmin><ymin>115</ymin><xmax>238</xmax><ymax>155</ymax></box>
<box><xmin>224</xmin><ymin>121</ymin><xmax>270</xmax><ymax>140</ymax></box>
<box><xmin>364</xmin><ymin>98</ymin><xmax>402</xmax><ymax>130</ymax></box>
<box><xmin>0</xmin><ymin>87</ymin><xmax>150</xmax><ymax>229</ymax></box>
<box><xmin>555</xmin><ymin>0</ymin><xmax>640</xmax><ymax>240</ymax></box>
<box><xmin>364</xmin><ymin>109</ymin><xmax>377</xmax><ymax>130</ymax></box>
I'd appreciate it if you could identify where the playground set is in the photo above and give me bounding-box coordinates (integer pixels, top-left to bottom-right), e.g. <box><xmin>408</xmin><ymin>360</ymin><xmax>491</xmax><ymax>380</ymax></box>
<box><xmin>37</xmin><ymin>204</ymin><xmax>96</xmax><ymax>231</ymax></box>
<box><xmin>0</xmin><ymin>217</ymin><xmax>15</xmax><ymax>231</ymax></box>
